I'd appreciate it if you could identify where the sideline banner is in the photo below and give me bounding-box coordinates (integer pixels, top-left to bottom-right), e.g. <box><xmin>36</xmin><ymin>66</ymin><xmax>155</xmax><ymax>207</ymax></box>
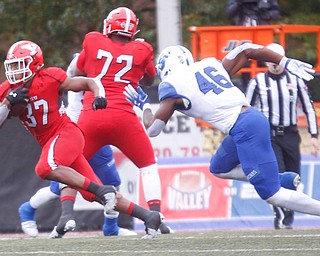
<box><xmin>138</xmin><ymin>161</ymin><xmax>230</xmax><ymax>219</ymax></box>
<box><xmin>133</xmin><ymin>157</ymin><xmax>320</xmax><ymax>231</ymax></box>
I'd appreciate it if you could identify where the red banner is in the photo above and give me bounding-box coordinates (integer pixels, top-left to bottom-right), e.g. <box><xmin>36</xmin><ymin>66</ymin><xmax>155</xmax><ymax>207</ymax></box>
<box><xmin>138</xmin><ymin>163</ymin><xmax>230</xmax><ymax>220</ymax></box>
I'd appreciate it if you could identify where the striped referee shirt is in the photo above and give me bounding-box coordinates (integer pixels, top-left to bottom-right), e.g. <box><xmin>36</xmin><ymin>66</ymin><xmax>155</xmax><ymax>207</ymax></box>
<box><xmin>246</xmin><ymin>71</ymin><xmax>318</xmax><ymax>137</ymax></box>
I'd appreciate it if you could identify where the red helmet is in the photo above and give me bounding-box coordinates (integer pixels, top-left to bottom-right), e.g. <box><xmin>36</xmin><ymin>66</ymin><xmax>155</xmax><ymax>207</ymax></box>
<box><xmin>4</xmin><ymin>40</ymin><xmax>44</xmax><ymax>84</ymax></box>
<box><xmin>103</xmin><ymin>7</ymin><xmax>139</xmax><ymax>38</ymax></box>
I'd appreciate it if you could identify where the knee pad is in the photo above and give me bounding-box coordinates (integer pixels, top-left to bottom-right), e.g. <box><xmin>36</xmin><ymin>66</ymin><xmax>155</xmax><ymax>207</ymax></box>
<box><xmin>50</xmin><ymin>181</ymin><xmax>61</xmax><ymax>196</ymax></box>
<box><xmin>280</xmin><ymin>172</ymin><xmax>300</xmax><ymax>190</ymax></box>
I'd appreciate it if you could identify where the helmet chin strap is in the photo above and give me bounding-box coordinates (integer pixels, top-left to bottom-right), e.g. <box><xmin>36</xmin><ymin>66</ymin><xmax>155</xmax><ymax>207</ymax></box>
<box><xmin>133</xmin><ymin>30</ymin><xmax>140</xmax><ymax>37</ymax></box>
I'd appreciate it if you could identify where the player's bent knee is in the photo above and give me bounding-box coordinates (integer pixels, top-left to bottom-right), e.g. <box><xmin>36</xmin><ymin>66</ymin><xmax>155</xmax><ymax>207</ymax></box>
<box><xmin>35</xmin><ymin>165</ymin><xmax>51</xmax><ymax>180</ymax></box>
<box><xmin>266</xmin><ymin>187</ymin><xmax>293</xmax><ymax>208</ymax></box>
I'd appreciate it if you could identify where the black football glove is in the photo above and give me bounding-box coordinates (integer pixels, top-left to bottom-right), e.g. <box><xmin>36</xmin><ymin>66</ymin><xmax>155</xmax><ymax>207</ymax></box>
<box><xmin>6</xmin><ymin>85</ymin><xmax>30</xmax><ymax>106</ymax></box>
<box><xmin>92</xmin><ymin>96</ymin><xmax>107</xmax><ymax>110</ymax></box>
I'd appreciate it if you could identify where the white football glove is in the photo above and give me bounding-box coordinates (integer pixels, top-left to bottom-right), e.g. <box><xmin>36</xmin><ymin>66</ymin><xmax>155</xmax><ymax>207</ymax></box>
<box><xmin>279</xmin><ymin>57</ymin><xmax>315</xmax><ymax>81</ymax></box>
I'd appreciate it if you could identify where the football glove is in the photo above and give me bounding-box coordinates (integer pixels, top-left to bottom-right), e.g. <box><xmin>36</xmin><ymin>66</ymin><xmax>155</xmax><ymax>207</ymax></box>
<box><xmin>279</xmin><ymin>57</ymin><xmax>315</xmax><ymax>81</ymax></box>
<box><xmin>123</xmin><ymin>84</ymin><xmax>150</xmax><ymax>111</ymax></box>
<box><xmin>92</xmin><ymin>96</ymin><xmax>107</xmax><ymax>111</ymax></box>
<box><xmin>6</xmin><ymin>85</ymin><xmax>29</xmax><ymax>106</ymax></box>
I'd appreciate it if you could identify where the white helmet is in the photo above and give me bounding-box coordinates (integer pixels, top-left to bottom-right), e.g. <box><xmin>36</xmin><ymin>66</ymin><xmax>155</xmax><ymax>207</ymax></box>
<box><xmin>156</xmin><ymin>45</ymin><xmax>194</xmax><ymax>81</ymax></box>
<box><xmin>266</xmin><ymin>43</ymin><xmax>285</xmax><ymax>56</ymax></box>
<box><xmin>266</xmin><ymin>43</ymin><xmax>285</xmax><ymax>74</ymax></box>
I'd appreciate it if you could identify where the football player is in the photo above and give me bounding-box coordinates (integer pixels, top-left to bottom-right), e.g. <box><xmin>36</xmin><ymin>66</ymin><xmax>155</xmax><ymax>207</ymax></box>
<box><xmin>68</xmin><ymin>6</ymin><xmax>172</xmax><ymax>234</ymax></box>
<box><xmin>124</xmin><ymin>44</ymin><xmax>320</xmax><ymax>218</ymax></box>
<box><xmin>0</xmin><ymin>40</ymin><xmax>162</xmax><ymax>240</ymax></box>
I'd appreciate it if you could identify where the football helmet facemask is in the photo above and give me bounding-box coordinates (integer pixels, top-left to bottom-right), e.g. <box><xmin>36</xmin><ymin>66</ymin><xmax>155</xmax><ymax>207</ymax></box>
<box><xmin>103</xmin><ymin>7</ymin><xmax>139</xmax><ymax>38</ymax></box>
<box><xmin>156</xmin><ymin>45</ymin><xmax>194</xmax><ymax>81</ymax></box>
<box><xmin>4</xmin><ymin>40</ymin><xmax>44</xmax><ymax>85</ymax></box>
<box><xmin>266</xmin><ymin>43</ymin><xmax>285</xmax><ymax>74</ymax></box>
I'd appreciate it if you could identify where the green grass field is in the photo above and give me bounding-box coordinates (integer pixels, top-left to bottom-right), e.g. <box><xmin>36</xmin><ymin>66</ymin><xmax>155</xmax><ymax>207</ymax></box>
<box><xmin>1</xmin><ymin>229</ymin><xmax>320</xmax><ymax>256</ymax></box>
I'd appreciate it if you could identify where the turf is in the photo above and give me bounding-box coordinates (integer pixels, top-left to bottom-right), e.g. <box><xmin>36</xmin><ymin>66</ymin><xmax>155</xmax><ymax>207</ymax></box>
<box><xmin>1</xmin><ymin>229</ymin><xmax>320</xmax><ymax>256</ymax></box>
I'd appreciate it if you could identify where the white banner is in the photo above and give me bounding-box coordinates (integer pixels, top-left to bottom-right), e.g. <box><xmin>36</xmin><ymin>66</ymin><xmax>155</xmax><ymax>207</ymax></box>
<box><xmin>135</xmin><ymin>104</ymin><xmax>206</xmax><ymax>158</ymax></box>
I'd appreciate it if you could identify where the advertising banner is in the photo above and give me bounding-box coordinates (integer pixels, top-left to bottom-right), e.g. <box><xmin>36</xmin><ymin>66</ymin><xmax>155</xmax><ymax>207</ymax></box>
<box><xmin>138</xmin><ymin>161</ymin><xmax>230</xmax><ymax>220</ymax></box>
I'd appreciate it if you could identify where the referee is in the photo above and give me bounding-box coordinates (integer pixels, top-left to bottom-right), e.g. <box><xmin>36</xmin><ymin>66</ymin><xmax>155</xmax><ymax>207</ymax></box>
<box><xmin>246</xmin><ymin>43</ymin><xmax>319</xmax><ymax>229</ymax></box>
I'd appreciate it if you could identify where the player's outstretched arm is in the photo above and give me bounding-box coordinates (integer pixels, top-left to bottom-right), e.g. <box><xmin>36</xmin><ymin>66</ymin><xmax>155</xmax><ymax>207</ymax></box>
<box><xmin>222</xmin><ymin>43</ymin><xmax>315</xmax><ymax>81</ymax></box>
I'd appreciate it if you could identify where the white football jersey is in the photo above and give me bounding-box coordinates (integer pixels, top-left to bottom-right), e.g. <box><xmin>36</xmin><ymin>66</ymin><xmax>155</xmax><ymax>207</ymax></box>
<box><xmin>158</xmin><ymin>57</ymin><xmax>249</xmax><ymax>133</ymax></box>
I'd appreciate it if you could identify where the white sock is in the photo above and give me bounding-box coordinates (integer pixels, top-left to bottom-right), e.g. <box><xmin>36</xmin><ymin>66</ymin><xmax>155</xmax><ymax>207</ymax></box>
<box><xmin>267</xmin><ymin>187</ymin><xmax>320</xmax><ymax>215</ymax></box>
<box><xmin>140</xmin><ymin>164</ymin><xmax>161</xmax><ymax>203</ymax></box>
<box><xmin>30</xmin><ymin>186</ymin><xmax>59</xmax><ymax>209</ymax></box>
<box><xmin>105</xmin><ymin>209</ymin><xmax>119</xmax><ymax>219</ymax></box>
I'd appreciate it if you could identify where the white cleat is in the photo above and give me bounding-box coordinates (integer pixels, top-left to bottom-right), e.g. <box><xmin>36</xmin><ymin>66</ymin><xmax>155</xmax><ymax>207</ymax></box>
<box><xmin>48</xmin><ymin>220</ymin><xmax>76</xmax><ymax>238</ymax></box>
<box><xmin>141</xmin><ymin>228</ymin><xmax>158</xmax><ymax>240</ymax></box>
<box><xmin>118</xmin><ymin>228</ymin><xmax>138</xmax><ymax>236</ymax></box>
<box><xmin>103</xmin><ymin>193</ymin><xmax>117</xmax><ymax>214</ymax></box>
<box><xmin>21</xmin><ymin>221</ymin><xmax>38</xmax><ymax>238</ymax></box>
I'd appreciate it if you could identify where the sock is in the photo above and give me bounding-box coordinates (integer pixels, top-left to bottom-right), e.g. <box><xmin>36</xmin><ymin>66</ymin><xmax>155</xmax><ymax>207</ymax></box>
<box><xmin>103</xmin><ymin>217</ymin><xmax>119</xmax><ymax>236</ymax></box>
<box><xmin>19</xmin><ymin>201</ymin><xmax>36</xmax><ymax>222</ymax></box>
<box><xmin>56</xmin><ymin>198</ymin><xmax>75</xmax><ymax>234</ymax></box>
<box><xmin>102</xmin><ymin>210</ymin><xmax>119</xmax><ymax>236</ymax></box>
<box><xmin>130</xmin><ymin>203</ymin><xmax>150</xmax><ymax>222</ymax></box>
<box><xmin>140</xmin><ymin>164</ymin><xmax>161</xmax><ymax>202</ymax></box>
<box><xmin>102</xmin><ymin>211</ymin><xmax>119</xmax><ymax>236</ymax></box>
<box><xmin>149</xmin><ymin>203</ymin><xmax>160</xmax><ymax>212</ymax></box>
<box><xmin>86</xmin><ymin>180</ymin><xmax>115</xmax><ymax>201</ymax></box>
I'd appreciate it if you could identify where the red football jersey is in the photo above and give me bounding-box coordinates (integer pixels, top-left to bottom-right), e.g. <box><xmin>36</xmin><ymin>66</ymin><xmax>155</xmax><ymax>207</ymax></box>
<box><xmin>77</xmin><ymin>32</ymin><xmax>156</xmax><ymax>113</ymax></box>
<box><xmin>0</xmin><ymin>67</ymin><xmax>70</xmax><ymax>146</ymax></box>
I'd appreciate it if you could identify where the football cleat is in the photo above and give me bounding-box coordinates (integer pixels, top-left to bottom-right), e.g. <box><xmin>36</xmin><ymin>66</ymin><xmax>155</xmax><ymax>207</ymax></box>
<box><xmin>118</xmin><ymin>228</ymin><xmax>138</xmax><ymax>236</ymax></box>
<box><xmin>19</xmin><ymin>201</ymin><xmax>38</xmax><ymax>237</ymax></box>
<box><xmin>141</xmin><ymin>211</ymin><xmax>163</xmax><ymax>240</ymax></box>
<box><xmin>99</xmin><ymin>185</ymin><xmax>117</xmax><ymax>214</ymax></box>
<box><xmin>158</xmin><ymin>223</ymin><xmax>175</xmax><ymax>234</ymax></box>
<box><xmin>21</xmin><ymin>221</ymin><xmax>38</xmax><ymax>238</ymax></box>
<box><xmin>48</xmin><ymin>220</ymin><xmax>76</xmax><ymax>239</ymax></box>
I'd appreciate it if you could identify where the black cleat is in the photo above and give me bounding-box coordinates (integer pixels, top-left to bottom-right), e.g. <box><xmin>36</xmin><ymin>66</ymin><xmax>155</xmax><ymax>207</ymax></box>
<box><xmin>141</xmin><ymin>211</ymin><xmax>163</xmax><ymax>240</ymax></box>
<box><xmin>159</xmin><ymin>222</ymin><xmax>174</xmax><ymax>234</ymax></box>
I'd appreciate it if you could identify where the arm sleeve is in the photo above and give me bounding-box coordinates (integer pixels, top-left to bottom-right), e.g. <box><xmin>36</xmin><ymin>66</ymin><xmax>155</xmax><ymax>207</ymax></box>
<box><xmin>66</xmin><ymin>91</ymin><xmax>84</xmax><ymax>123</ymax></box>
<box><xmin>0</xmin><ymin>104</ymin><xmax>10</xmax><ymax>127</ymax></box>
<box><xmin>66</xmin><ymin>54</ymin><xmax>80</xmax><ymax>78</ymax></box>
<box><xmin>147</xmin><ymin>118</ymin><xmax>166</xmax><ymax>137</ymax></box>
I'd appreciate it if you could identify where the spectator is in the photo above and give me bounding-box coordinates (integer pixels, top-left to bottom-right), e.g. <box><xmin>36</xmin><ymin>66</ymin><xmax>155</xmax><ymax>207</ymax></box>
<box><xmin>226</xmin><ymin>0</ymin><xmax>280</xmax><ymax>26</ymax></box>
<box><xmin>246</xmin><ymin>42</ymin><xmax>319</xmax><ymax>229</ymax></box>
<box><xmin>226</xmin><ymin>0</ymin><xmax>281</xmax><ymax>92</ymax></box>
